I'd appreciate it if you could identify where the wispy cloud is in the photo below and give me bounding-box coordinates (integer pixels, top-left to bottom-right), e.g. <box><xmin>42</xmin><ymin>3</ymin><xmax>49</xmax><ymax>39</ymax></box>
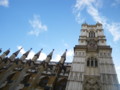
<box><xmin>64</xmin><ymin>43</ymin><xmax>69</xmax><ymax>48</ymax></box>
<box><xmin>62</xmin><ymin>40</ymin><xmax>69</xmax><ymax>48</ymax></box>
<box><xmin>112</xmin><ymin>0</ymin><xmax>120</xmax><ymax>6</ymax></box>
<box><xmin>74</xmin><ymin>0</ymin><xmax>120</xmax><ymax>41</ymax></box>
<box><xmin>0</xmin><ymin>0</ymin><xmax>9</xmax><ymax>7</ymax></box>
<box><xmin>28</xmin><ymin>15</ymin><xmax>47</xmax><ymax>36</ymax></box>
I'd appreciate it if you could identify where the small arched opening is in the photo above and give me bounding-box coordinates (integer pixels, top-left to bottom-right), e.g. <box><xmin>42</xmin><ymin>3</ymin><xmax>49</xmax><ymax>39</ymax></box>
<box><xmin>39</xmin><ymin>76</ymin><xmax>49</xmax><ymax>88</ymax></box>
<box><xmin>7</xmin><ymin>72</ymin><xmax>16</xmax><ymax>83</ymax></box>
<box><xmin>21</xmin><ymin>74</ymin><xmax>31</xmax><ymax>87</ymax></box>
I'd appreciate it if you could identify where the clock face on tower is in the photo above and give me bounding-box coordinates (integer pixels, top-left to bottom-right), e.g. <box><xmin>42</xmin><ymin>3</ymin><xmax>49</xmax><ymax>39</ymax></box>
<box><xmin>88</xmin><ymin>39</ymin><xmax>97</xmax><ymax>48</ymax></box>
<box><xmin>89</xmin><ymin>41</ymin><xmax>95</xmax><ymax>47</ymax></box>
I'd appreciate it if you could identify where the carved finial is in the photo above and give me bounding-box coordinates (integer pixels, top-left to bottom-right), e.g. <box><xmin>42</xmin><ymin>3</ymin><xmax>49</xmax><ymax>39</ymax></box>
<box><xmin>20</xmin><ymin>47</ymin><xmax>22</xmax><ymax>50</ymax></box>
<box><xmin>30</xmin><ymin>48</ymin><xmax>32</xmax><ymax>50</ymax></box>
<box><xmin>0</xmin><ymin>48</ymin><xmax>2</xmax><ymax>53</ymax></box>
<box><xmin>65</xmin><ymin>49</ymin><xmax>67</xmax><ymax>52</ymax></box>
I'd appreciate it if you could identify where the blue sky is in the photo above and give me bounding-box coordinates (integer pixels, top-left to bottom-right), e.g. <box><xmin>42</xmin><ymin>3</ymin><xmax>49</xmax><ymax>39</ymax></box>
<box><xmin>0</xmin><ymin>0</ymin><xmax>120</xmax><ymax>82</ymax></box>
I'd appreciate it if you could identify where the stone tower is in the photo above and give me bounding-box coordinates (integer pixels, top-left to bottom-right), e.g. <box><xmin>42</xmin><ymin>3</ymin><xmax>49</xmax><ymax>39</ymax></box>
<box><xmin>66</xmin><ymin>23</ymin><xmax>120</xmax><ymax>90</ymax></box>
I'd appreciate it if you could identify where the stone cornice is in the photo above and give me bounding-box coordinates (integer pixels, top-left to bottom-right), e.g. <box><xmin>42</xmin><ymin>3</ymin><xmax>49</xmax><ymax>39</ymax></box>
<box><xmin>74</xmin><ymin>45</ymin><xmax>112</xmax><ymax>51</ymax></box>
<box><xmin>98</xmin><ymin>46</ymin><xmax>112</xmax><ymax>50</ymax></box>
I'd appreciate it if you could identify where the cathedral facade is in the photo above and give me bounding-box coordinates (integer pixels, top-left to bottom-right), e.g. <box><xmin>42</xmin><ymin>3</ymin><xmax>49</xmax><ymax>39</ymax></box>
<box><xmin>0</xmin><ymin>23</ymin><xmax>119</xmax><ymax>90</ymax></box>
<box><xmin>66</xmin><ymin>23</ymin><xmax>120</xmax><ymax>90</ymax></box>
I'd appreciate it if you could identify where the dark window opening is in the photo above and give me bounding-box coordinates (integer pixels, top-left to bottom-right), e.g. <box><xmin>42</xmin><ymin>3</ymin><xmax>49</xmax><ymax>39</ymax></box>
<box><xmin>39</xmin><ymin>77</ymin><xmax>49</xmax><ymax>88</ymax></box>
<box><xmin>89</xmin><ymin>31</ymin><xmax>95</xmax><ymax>38</ymax></box>
<box><xmin>95</xmin><ymin>60</ymin><xmax>98</xmax><ymax>67</ymax></box>
<box><xmin>91</xmin><ymin>60</ymin><xmax>93</xmax><ymax>66</ymax></box>
<box><xmin>87</xmin><ymin>57</ymin><xmax>98</xmax><ymax>67</ymax></box>
<box><xmin>87</xmin><ymin>60</ymin><xmax>90</xmax><ymax>66</ymax></box>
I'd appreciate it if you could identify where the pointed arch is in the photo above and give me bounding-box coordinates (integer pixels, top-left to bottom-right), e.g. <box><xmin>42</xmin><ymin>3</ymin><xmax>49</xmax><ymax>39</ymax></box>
<box><xmin>87</xmin><ymin>58</ymin><xmax>90</xmax><ymax>66</ymax></box>
<box><xmin>95</xmin><ymin>58</ymin><xmax>98</xmax><ymax>67</ymax></box>
<box><xmin>91</xmin><ymin>60</ymin><xmax>94</xmax><ymax>67</ymax></box>
<box><xmin>87</xmin><ymin>57</ymin><xmax>98</xmax><ymax>67</ymax></box>
<box><xmin>21</xmin><ymin>74</ymin><xmax>31</xmax><ymax>87</ymax></box>
<box><xmin>7</xmin><ymin>72</ymin><xmax>16</xmax><ymax>83</ymax></box>
<box><xmin>39</xmin><ymin>76</ymin><xmax>49</xmax><ymax>88</ymax></box>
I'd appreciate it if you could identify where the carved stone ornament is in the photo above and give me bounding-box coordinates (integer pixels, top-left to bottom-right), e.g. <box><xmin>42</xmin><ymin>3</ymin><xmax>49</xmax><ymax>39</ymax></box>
<box><xmin>87</xmin><ymin>39</ymin><xmax>97</xmax><ymax>51</ymax></box>
<box><xmin>84</xmin><ymin>77</ymin><xmax>100</xmax><ymax>90</ymax></box>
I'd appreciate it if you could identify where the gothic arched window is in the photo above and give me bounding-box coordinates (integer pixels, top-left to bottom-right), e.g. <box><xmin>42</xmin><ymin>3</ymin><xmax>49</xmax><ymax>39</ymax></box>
<box><xmin>87</xmin><ymin>59</ymin><xmax>90</xmax><ymax>66</ymax></box>
<box><xmin>39</xmin><ymin>76</ymin><xmax>49</xmax><ymax>88</ymax></box>
<box><xmin>95</xmin><ymin>59</ymin><xmax>98</xmax><ymax>67</ymax></box>
<box><xmin>7</xmin><ymin>73</ymin><xmax>15</xmax><ymax>83</ymax></box>
<box><xmin>21</xmin><ymin>74</ymin><xmax>31</xmax><ymax>86</ymax></box>
<box><xmin>91</xmin><ymin>60</ymin><xmax>94</xmax><ymax>66</ymax></box>
<box><xmin>89</xmin><ymin>31</ymin><xmax>95</xmax><ymax>38</ymax></box>
<box><xmin>87</xmin><ymin>57</ymin><xmax>98</xmax><ymax>67</ymax></box>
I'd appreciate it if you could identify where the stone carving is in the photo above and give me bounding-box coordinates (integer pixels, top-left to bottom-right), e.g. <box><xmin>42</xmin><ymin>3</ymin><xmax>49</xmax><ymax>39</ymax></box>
<box><xmin>84</xmin><ymin>76</ymin><xmax>100</xmax><ymax>90</ymax></box>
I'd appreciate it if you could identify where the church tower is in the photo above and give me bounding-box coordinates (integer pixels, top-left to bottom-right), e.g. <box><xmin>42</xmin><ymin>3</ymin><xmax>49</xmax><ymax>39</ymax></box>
<box><xmin>66</xmin><ymin>23</ymin><xmax>120</xmax><ymax>90</ymax></box>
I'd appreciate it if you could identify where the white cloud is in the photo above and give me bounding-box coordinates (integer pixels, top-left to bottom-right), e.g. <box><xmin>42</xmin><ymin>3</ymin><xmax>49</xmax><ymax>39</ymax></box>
<box><xmin>67</xmin><ymin>49</ymin><xmax>74</xmax><ymax>57</ymax></box>
<box><xmin>64</xmin><ymin>43</ymin><xmax>69</xmax><ymax>48</ymax></box>
<box><xmin>38</xmin><ymin>53</ymin><xmax>47</xmax><ymax>60</ymax></box>
<box><xmin>74</xmin><ymin>0</ymin><xmax>120</xmax><ymax>41</ymax></box>
<box><xmin>52</xmin><ymin>54</ymin><xmax>61</xmax><ymax>62</ymax></box>
<box><xmin>62</xmin><ymin>40</ymin><xmax>69</xmax><ymax>48</ymax></box>
<box><xmin>66</xmin><ymin>49</ymin><xmax>74</xmax><ymax>62</ymax></box>
<box><xmin>26</xmin><ymin>51</ymin><xmax>35</xmax><ymax>60</ymax></box>
<box><xmin>0</xmin><ymin>0</ymin><xmax>9</xmax><ymax>7</ymax></box>
<box><xmin>17</xmin><ymin>46</ymin><xmax>47</xmax><ymax>60</ymax></box>
<box><xmin>28</xmin><ymin>15</ymin><xmax>47</xmax><ymax>36</ymax></box>
<box><xmin>106</xmin><ymin>23</ymin><xmax>120</xmax><ymax>41</ymax></box>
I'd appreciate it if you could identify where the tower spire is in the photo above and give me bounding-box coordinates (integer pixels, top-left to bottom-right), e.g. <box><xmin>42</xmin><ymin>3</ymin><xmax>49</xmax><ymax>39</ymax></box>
<box><xmin>45</xmin><ymin>49</ymin><xmax>54</xmax><ymax>63</ymax></box>
<box><xmin>13</xmin><ymin>48</ymin><xmax>22</xmax><ymax>56</ymax></box>
<box><xmin>31</xmin><ymin>48</ymin><xmax>43</xmax><ymax>61</ymax></box>
<box><xmin>23</xmin><ymin>48</ymin><xmax>32</xmax><ymax>57</ymax></box>
<box><xmin>0</xmin><ymin>48</ymin><xmax>2</xmax><ymax>53</ymax></box>
<box><xmin>20</xmin><ymin>48</ymin><xmax>32</xmax><ymax>61</ymax></box>
<box><xmin>9</xmin><ymin>48</ymin><xmax>22</xmax><ymax>61</ymax></box>
<box><xmin>45</xmin><ymin>49</ymin><xmax>67</xmax><ymax>89</ymax></box>
<box><xmin>0</xmin><ymin>49</ymin><xmax>10</xmax><ymax>60</ymax></box>
<box><xmin>59</xmin><ymin>49</ymin><xmax>67</xmax><ymax>64</ymax></box>
<box><xmin>4</xmin><ymin>48</ymin><xmax>10</xmax><ymax>56</ymax></box>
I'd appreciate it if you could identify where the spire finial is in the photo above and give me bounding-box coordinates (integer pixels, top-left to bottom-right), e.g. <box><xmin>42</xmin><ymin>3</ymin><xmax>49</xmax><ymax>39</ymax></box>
<box><xmin>30</xmin><ymin>48</ymin><xmax>32</xmax><ymax>50</ymax></box>
<box><xmin>41</xmin><ymin>48</ymin><xmax>43</xmax><ymax>51</ymax></box>
<box><xmin>20</xmin><ymin>47</ymin><xmax>22</xmax><ymax>50</ymax></box>
<box><xmin>0</xmin><ymin>48</ymin><xmax>2</xmax><ymax>53</ymax></box>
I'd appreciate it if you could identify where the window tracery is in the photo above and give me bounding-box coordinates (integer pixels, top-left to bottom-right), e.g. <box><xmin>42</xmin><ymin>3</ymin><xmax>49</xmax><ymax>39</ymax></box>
<box><xmin>89</xmin><ymin>31</ymin><xmax>95</xmax><ymax>38</ymax></box>
<box><xmin>87</xmin><ymin>57</ymin><xmax>98</xmax><ymax>67</ymax></box>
